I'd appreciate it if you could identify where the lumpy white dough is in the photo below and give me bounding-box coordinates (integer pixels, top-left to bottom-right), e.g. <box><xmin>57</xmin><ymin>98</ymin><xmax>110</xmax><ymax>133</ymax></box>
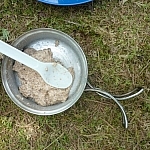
<box><xmin>13</xmin><ymin>48</ymin><xmax>74</xmax><ymax>106</ymax></box>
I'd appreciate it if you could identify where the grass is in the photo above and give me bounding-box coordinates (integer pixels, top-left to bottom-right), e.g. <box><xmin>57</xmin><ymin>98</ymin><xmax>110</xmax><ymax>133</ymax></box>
<box><xmin>0</xmin><ymin>0</ymin><xmax>150</xmax><ymax>149</ymax></box>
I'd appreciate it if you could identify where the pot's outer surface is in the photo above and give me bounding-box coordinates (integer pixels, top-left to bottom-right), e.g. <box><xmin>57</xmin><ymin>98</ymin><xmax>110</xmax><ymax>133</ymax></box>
<box><xmin>1</xmin><ymin>28</ymin><xmax>88</xmax><ymax>115</ymax></box>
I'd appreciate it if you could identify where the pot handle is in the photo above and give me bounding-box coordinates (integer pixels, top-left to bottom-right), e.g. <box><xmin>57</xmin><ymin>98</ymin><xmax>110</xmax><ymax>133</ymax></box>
<box><xmin>85</xmin><ymin>82</ymin><xmax>128</xmax><ymax>128</ymax></box>
<box><xmin>84</xmin><ymin>81</ymin><xmax>144</xmax><ymax>128</ymax></box>
<box><xmin>85</xmin><ymin>82</ymin><xmax>144</xmax><ymax>101</ymax></box>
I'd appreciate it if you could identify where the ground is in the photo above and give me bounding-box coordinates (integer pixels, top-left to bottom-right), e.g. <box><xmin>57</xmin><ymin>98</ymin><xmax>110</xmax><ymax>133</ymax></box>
<box><xmin>0</xmin><ymin>0</ymin><xmax>150</xmax><ymax>149</ymax></box>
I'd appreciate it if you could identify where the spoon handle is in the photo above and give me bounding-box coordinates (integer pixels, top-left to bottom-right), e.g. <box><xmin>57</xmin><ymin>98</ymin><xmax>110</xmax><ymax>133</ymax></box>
<box><xmin>0</xmin><ymin>40</ymin><xmax>39</xmax><ymax>70</ymax></box>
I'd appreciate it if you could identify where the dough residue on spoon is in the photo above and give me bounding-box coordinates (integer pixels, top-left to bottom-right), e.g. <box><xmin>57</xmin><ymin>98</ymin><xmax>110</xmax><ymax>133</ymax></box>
<box><xmin>13</xmin><ymin>48</ymin><xmax>74</xmax><ymax>106</ymax></box>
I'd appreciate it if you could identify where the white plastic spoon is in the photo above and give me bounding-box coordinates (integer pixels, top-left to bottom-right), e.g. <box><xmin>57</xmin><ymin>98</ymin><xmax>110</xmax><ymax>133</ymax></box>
<box><xmin>0</xmin><ymin>40</ymin><xmax>73</xmax><ymax>88</ymax></box>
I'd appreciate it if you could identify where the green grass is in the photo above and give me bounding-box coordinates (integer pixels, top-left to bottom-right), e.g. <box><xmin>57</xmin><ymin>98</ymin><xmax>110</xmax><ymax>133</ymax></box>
<box><xmin>0</xmin><ymin>0</ymin><xmax>150</xmax><ymax>149</ymax></box>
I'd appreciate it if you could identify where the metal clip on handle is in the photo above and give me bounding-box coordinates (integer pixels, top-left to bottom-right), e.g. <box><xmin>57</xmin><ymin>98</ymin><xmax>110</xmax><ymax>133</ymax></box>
<box><xmin>84</xmin><ymin>81</ymin><xmax>144</xmax><ymax>128</ymax></box>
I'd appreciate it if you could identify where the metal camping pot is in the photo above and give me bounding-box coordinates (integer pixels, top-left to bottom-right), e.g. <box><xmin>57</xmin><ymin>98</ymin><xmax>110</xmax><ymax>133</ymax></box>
<box><xmin>1</xmin><ymin>28</ymin><xmax>144</xmax><ymax>128</ymax></box>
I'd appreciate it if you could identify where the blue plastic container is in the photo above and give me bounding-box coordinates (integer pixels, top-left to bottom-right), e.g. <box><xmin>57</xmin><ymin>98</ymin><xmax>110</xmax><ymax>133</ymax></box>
<box><xmin>38</xmin><ymin>0</ymin><xmax>92</xmax><ymax>6</ymax></box>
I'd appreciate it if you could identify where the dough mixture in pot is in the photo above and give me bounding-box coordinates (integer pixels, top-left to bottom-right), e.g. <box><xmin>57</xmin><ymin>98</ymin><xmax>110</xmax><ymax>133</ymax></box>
<box><xmin>13</xmin><ymin>48</ymin><xmax>74</xmax><ymax>106</ymax></box>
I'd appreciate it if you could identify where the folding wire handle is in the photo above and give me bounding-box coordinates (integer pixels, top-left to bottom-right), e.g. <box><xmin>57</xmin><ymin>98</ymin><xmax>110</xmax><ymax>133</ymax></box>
<box><xmin>84</xmin><ymin>81</ymin><xmax>144</xmax><ymax>128</ymax></box>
